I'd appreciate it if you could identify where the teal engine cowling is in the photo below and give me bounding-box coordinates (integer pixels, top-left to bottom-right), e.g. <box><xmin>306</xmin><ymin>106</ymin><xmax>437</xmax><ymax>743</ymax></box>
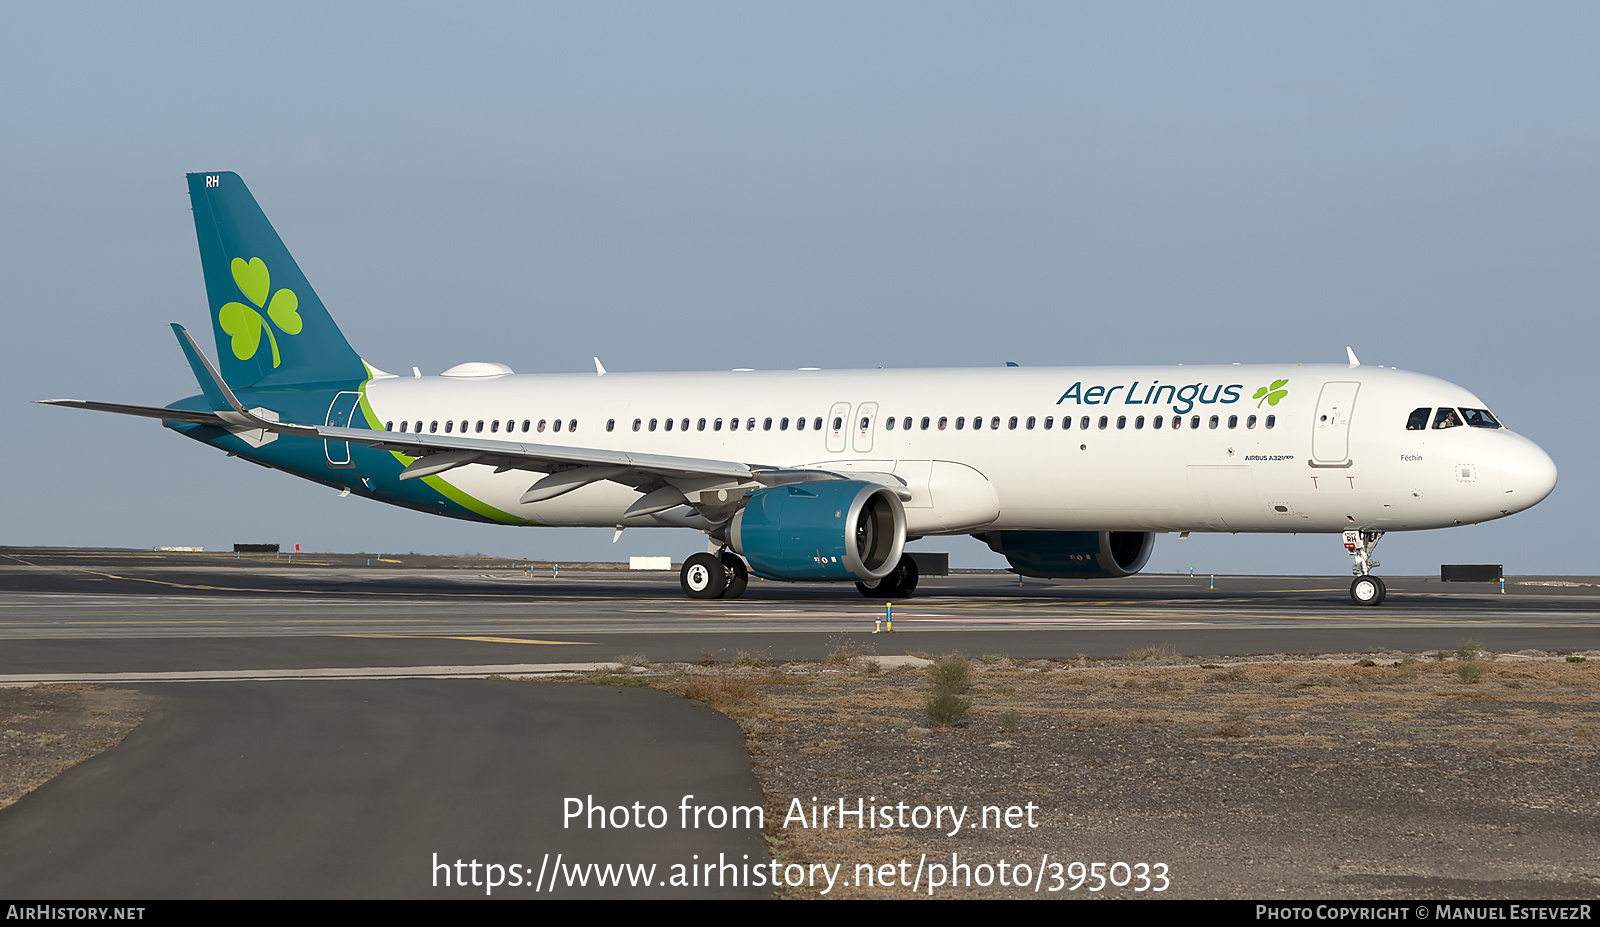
<box><xmin>976</xmin><ymin>530</ymin><xmax>1155</xmax><ymax>578</ymax></box>
<box><xmin>730</xmin><ymin>481</ymin><xmax>906</xmax><ymax>582</ymax></box>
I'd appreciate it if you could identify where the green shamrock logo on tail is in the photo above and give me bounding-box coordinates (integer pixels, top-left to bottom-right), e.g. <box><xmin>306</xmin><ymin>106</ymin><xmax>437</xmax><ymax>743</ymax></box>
<box><xmin>1253</xmin><ymin>379</ymin><xmax>1289</xmax><ymax>408</ymax></box>
<box><xmin>218</xmin><ymin>257</ymin><xmax>301</xmax><ymax>367</ymax></box>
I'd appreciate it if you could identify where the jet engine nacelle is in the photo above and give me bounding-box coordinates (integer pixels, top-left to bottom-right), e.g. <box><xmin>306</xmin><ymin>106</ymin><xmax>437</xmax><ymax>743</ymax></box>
<box><xmin>976</xmin><ymin>530</ymin><xmax>1155</xmax><ymax>579</ymax></box>
<box><xmin>730</xmin><ymin>481</ymin><xmax>907</xmax><ymax>582</ymax></box>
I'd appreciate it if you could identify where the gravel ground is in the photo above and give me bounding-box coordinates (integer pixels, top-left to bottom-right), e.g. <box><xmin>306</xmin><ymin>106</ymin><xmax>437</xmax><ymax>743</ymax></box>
<box><xmin>4</xmin><ymin>651</ymin><xmax>1595</xmax><ymax>901</ymax></box>
<box><xmin>0</xmin><ymin>685</ymin><xmax>150</xmax><ymax>811</ymax></box>
<box><xmin>639</xmin><ymin>647</ymin><xmax>1600</xmax><ymax>899</ymax></box>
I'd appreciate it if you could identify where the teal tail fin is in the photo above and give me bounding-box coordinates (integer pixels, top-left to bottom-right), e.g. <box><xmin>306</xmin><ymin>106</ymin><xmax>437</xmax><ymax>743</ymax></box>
<box><xmin>186</xmin><ymin>172</ymin><xmax>366</xmax><ymax>389</ymax></box>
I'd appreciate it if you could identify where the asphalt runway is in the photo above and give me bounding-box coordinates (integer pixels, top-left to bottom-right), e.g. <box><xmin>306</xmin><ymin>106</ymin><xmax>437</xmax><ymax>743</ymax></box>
<box><xmin>1</xmin><ymin>548</ymin><xmax>1596</xmax><ymax>676</ymax></box>
<box><xmin>0</xmin><ymin>680</ymin><xmax>768</xmax><ymax>899</ymax></box>
<box><xmin>1</xmin><ymin>548</ymin><xmax>1595</xmax><ymax>899</ymax></box>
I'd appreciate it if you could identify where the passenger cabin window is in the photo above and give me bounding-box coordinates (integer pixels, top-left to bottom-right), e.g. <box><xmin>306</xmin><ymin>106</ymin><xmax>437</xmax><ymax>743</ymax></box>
<box><xmin>1208</xmin><ymin>415</ymin><xmax>1219</xmax><ymax>429</ymax></box>
<box><xmin>387</xmin><ymin>421</ymin><xmax>396</xmax><ymax>432</ymax></box>
<box><xmin>1228</xmin><ymin>415</ymin><xmax>1238</xmax><ymax>429</ymax></box>
<box><xmin>1152</xmin><ymin>415</ymin><xmax>1163</xmax><ymax>429</ymax></box>
<box><xmin>1098</xmin><ymin>416</ymin><xmax>1108</xmax><ymax>430</ymax></box>
<box><xmin>813</xmin><ymin>417</ymin><xmax>822</xmax><ymax>430</ymax></box>
<box><xmin>519</xmin><ymin>420</ymin><xmax>528</xmax><ymax>433</ymax></box>
<box><xmin>553</xmin><ymin>419</ymin><xmax>562</xmax><ymax>432</ymax></box>
<box><xmin>993</xmin><ymin>416</ymin><xmax>1003</xmax><ymax>430</ymax></box>
<box><xmin>938</xmin><ymin>417</ymin><xmax>948</xmax><ymax>430</ymax></box>
<box><xmin>921</xmin><ymin>417</ymin><xmax>931</xmax><ymax>430</ymax></box>
<box><xmin>569</xmin><ymin>420</ymin><xmax>577</xmax><ymax>433</ymax></box>
<box><xmin>1116</xmin><ymin>415</ymin><xmax>1127</xmax><ymax>430</ymax></box>
<box><xmin>607</xmin><ymin>419</ymin><xmax>616</xmax><ymax>432</ymax></box>
<box><xmin>955</xmin><ymin>416</ymin><xmax>965</xmax><ymax>430</ymax></box>
<box><xmin>1433</xmin><ymin>408</ymin><xmax>1462</xmax><ymax>429</ymax></box>
<box><xmin>1134</xmin><ymin>415</ymin><xmax>1144</xmax><ymax>429</ymax></box>
<box><xmin>633</xmin><ymin>419</ymin><xmax>642</xmax><ymax>432</ymax></box>
<box><xmin>1024</xmin><ymin>416</ymin><xmax>1033</xmax><ymax>430</ymax></box>
<box><xmin>795</xmin><ymin>417</ymin><xmax>805</xmax><ymax>431</ymax></box>
<box><xmin>1080</xmin><ymin>416</ymin><xmax>1090</xmax><ymax>429</ymax></box>
<box><xmin>698</xmin><ymin>418</ymin><xmax>707</xmax><ymax>431</ymax></box>
<box><xmin>538</xmin><ymin>419</ymin><xmax>547</xmax><ymax>432</ymax></box>
<box><xmin>1406</xmin><ymin>408</ymin><xmax>1431</xmax><ymax>431</ymax></box>
<box><xmin>445</xmin><ymin>421</ymin><xmax>454</xmax><ymax>433</ymax></box>
<box><xmin>1246</xmin><ymin>415</ymin><xmax>1256</xmax><ymax>429</ymax></box>
<box><xmin>885</xmin><ymin>417</ymin><xmax>895</xmax><ymax>430</ymax></box>
<box><xmin>680</xmin><ymin>419</ymin><xmax>689</xmax><ymax>431</ymax></box>
<box><xmin>1265</xmin><ymin>415</ymin><xmax>1276</xmax><ymax>429</ymax></box>
<box><xmin>1461</xmin><ymin>408</ymin><xmax>1502</xmax><ymax>429</ymax></box>
<box><xmin>475</xmin><ymin>421</ymin><xmax>484</xmax><ymax>433</ymax></box>
<box><xmin>1043</xmin><ymin>416</ymin><xmax>1053</xmax><ymax>430</ymax></box>
<box><xmin>902</xmin><ymin>417</ymin><xmax>912</xmax><ymax>430</ymax></box>
<box><xmin>490</xmin><ymin>421</ymin><xmax>498</xmax><ymax>433</ymax></box>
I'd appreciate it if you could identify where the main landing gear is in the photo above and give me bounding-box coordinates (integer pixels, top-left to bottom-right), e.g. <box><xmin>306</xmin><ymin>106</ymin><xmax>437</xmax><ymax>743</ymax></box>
<box><xmin>680</xmin><ymin>550</ymin><xmax>749</xmax><ymax>600</ymax></box>
<box><xmin>857</xmin><ymin>553</ymin><xmax>919</xmax><ymax>599</ymax></box>
<box><xmin>1344</xmin><ymin>530</ymin><xmax>1386</xmax><ymax>607</ymax></box>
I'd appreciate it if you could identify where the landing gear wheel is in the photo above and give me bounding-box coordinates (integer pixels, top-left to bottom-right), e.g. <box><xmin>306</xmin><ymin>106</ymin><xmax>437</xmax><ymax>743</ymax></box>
<box><xmin>857</xmin><ymin>554</ymin><xmax>920</xmax><ymax>599</ymax></box>
<box><xmin>1350</xmin><ymin>575</ymin><xmax>1386</xmax><ymax>607</ymax></box>
<box><xmin>720</xmin><ymin>551</ymin><xmax>749</xmax><ymax>599</ymax></box>
<box><xmin>681</xmin><ymin>552</ymin><xmax>727</xmax><ymax>599</ymax></box>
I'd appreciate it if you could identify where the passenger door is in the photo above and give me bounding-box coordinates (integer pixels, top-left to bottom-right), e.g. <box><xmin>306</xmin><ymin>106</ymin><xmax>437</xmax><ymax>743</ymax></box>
<box><xmin>1311</xmin><ymin>381</ymin><xmax>1360</xmax><ymax>466</ymax></box>
<box><xmin>324</xmin><ymin>391</ymin><xmax>362</xmax><ymax>467</ymax></box>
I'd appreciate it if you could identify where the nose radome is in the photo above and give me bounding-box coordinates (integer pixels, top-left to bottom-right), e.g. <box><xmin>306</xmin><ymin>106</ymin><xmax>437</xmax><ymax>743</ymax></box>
<box><xmin>1500</xmin><ymin>438</ymin><xmax>1558</xmax><ymax>510</ymax></box>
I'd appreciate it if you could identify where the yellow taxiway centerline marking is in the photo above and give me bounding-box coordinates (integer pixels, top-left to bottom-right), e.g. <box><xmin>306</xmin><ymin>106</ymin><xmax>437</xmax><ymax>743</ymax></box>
<box><xmin>344</xmin><ymin>634</ymin><xmax>595</xmax><ymax>645</ymax></box>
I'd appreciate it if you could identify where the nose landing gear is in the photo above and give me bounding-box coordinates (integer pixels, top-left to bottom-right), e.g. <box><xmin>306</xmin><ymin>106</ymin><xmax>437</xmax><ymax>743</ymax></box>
<box><xmin>1344</xmin><ymin>530</ymin><xmax>1386</xmax><ymax>606</ymax></box>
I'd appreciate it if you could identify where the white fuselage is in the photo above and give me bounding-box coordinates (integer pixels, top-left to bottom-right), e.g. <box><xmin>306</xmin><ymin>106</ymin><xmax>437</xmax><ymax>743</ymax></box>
<box><xmin>361</xmin><ymin>363</ymin><xmax>1557</xmax><ymax>536</ymax></box>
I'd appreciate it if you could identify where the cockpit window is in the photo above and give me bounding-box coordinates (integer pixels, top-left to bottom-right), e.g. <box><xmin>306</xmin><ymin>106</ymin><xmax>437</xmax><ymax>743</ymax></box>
<box><xmin>1460</xmin><ymin>408</ymin><xmax>1501</xmax><ymax>429</ymax></box>
<box><xmin>1406</xmin><ymin>408</ymin><xmax>1431</xmax><ymax>431</ymax></box>
<box><xmin>1432</xmin><ymin>408</ymin><xmax>1462</xmax><ymax>430</ymax></box>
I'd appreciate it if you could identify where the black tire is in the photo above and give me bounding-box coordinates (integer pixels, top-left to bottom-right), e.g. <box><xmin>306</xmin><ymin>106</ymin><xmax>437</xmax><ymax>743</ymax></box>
<box><xmin>721</xmin><ymin>551</ymin><xmax>749</xmax><ymax>599</ymax></box>
<box><xmin>888</xmin><ymin>554</ymin><xmax>919</xmax><ymax>599</ymax></box>
<box><xmin>858</xmin><ymin>554</ymin><xmax>920</xmax><ymax>599</ymax></box>
<box><xmin>1350</xmin><ymin>575</ymin><xmax>1386</xmax><ymax>607</ymax></box>
<box><xmin>681</xmin><ymin>552</ymin><xmax>727</xmax><ymax>599</ymax></box>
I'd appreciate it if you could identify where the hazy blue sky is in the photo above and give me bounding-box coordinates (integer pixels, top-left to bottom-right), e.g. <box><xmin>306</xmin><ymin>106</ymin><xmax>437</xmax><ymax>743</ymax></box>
<box><xmin>4</xmin><ymin>3</ymin><xmax>1596</xmax><ymax>574</ymax></box>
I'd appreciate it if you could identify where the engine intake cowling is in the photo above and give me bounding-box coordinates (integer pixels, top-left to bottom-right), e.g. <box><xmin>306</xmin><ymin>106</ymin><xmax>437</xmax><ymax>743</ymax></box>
<box><xmin>976</xmin><ymin>530</ymin><xmax>1155</xmax><ymax>578</ymax></box>
<box><xmin>731</xmin><ymin>481</ymin><xmax>907</xmax><ymax>582</ymax></box>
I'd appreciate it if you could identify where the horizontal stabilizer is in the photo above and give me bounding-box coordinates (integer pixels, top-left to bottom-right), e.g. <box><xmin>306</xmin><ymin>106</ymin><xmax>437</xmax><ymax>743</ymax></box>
<box><xmin>35</xmin><ymin>399</ymin><xmax>230</xmax><ymax>426</ymax></box>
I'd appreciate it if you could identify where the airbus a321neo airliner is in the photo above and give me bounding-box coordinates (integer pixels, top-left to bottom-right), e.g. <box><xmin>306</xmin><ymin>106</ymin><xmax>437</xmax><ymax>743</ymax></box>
<box><xmin>43</xmin><ymin>173</ymin><xmax>1558</xmax><ymax>605</ymax></box>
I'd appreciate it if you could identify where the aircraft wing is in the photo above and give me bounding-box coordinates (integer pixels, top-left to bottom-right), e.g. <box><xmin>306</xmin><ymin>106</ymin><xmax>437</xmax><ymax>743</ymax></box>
<box><xmin>43</xmin><ymin>327</ymin><xmax>905</xmax><ymax>518</ymax></box>
<box><xmin>40</xmin><ymin>398</ymin><xmax>904</xmax><ymax>517</ymax></box>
